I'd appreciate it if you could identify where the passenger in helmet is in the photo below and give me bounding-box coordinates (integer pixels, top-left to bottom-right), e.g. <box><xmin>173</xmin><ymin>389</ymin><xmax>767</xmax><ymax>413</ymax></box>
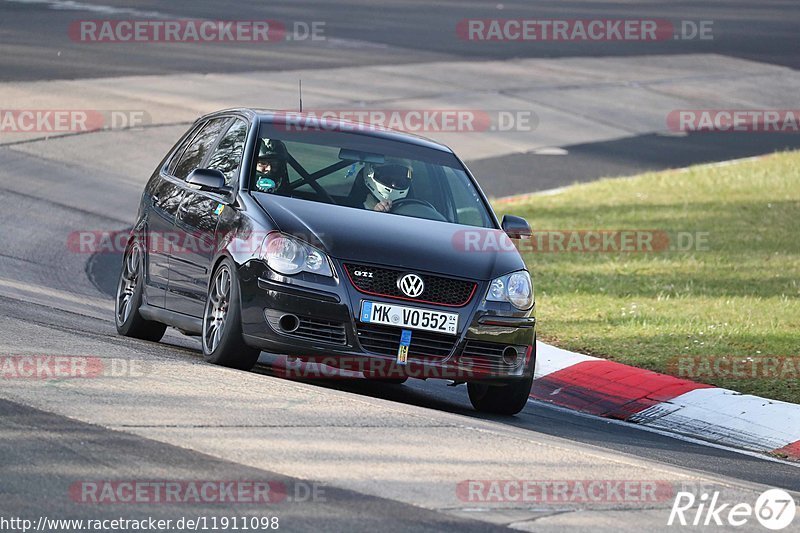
<box><xmin>254</xmin><ymin>139</ymin><xmax>289</xmax><ymax>193</ymax></box>
<box><xmin>363</xmin><ymin>163</ymin><xmax>412</xmax><ymax>212</ymax></box>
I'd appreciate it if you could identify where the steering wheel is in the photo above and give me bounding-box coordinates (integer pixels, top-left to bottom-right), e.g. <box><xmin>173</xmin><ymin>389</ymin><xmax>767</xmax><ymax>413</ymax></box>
<box><xmin>390</xmin><ymin>198</ymin><xmax>438</xmax><ymax>212</ymax></box>
<box><xmin>389</xmin><ymin>198</ymin><xmax>447</xmax><ymax>222</ymax></box>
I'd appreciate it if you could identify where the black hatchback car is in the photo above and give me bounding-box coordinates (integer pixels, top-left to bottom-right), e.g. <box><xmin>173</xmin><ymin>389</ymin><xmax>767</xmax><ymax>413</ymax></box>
<box><xmin>115</xmin><ymin>108</ymin><xmax>536</xmax><ymax>414</ymax></box>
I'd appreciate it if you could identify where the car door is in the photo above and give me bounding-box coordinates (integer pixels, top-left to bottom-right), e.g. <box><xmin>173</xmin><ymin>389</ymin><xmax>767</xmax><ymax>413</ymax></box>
<box><xmin>166</xmin><ymin>117</ymin><xmax>248</xmax><ymax>317</ymax></box>
<box><xmin>141</xmin><ymin>123</ymin><xmax>207</xmax><ymax>308</ymax></box>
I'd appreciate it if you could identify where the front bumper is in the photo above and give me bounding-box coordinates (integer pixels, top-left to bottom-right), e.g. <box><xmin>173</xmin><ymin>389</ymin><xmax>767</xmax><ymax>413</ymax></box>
<box><xmin>238</xmin><ymin>260</ymin><xmax>536</xmax><ymax>381</ymax></box>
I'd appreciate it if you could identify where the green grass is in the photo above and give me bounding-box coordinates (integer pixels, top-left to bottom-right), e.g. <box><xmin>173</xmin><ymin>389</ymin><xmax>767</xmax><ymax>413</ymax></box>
<box><xmin>493</xmin><ymin>151</ymin><xmax>800</xmax><ymax>403</ymax></box>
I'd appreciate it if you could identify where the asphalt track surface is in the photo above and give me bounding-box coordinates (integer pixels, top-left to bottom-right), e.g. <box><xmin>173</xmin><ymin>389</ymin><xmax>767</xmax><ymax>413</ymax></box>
<box><xmin>2</xmin><ymin>0</ymin><xmax>798</xmax><ymax>81</ymax></box>
<box><xmin>1</xmin><ymin>1</ymin><xmax>799</xmax><ymax>531</ymax></box>
<box><xmin>0</xmin><ymin>398</ymin><xmax>507</xmax><ymax>533</ymax></box>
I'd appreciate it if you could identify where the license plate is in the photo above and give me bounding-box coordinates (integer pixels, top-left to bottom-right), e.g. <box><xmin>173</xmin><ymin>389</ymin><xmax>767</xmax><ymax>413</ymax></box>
<box><xmin>360</xmin><ymin>301</ymin><xmax>458</xmax><ymax>335</ymax></box>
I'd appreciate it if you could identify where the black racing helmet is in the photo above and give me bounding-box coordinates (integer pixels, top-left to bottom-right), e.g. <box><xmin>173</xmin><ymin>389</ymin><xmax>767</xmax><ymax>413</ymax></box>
<box><xmin>258</xmin><ymin>138</ymin><xmax>288</xmax><ymax>162</ymax></box>
<box><xmin>255</xmin><ymin>139</ymin><xmax>289</xmax><ymax>192</ymax></box>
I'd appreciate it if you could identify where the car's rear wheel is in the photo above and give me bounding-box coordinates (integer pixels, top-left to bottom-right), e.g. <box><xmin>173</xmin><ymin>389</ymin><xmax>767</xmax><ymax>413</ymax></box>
<box><xmin>115</xmin><ymin>240</ymin><xmax>167</xmax><ymax>341</ymax></box>
<box><xmin>202</xmin><ymin>258</ymin><xmax>260</xmax><ymax>370</ymax></box>
<box><xmin>467</xmin><ymin>373</ymin><xmax>533</xmax><ymax>415</ymax></box>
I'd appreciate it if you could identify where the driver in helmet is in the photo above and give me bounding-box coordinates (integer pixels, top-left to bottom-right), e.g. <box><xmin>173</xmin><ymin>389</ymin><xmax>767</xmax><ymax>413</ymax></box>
<box><xmin>254</xmin><ymin>139</ymin><xmax>289</xmax><ymax>193</ymax></box>
<box><xmin>363</xmin><ymin>163</ymin><xmax>412</xmax><ymax>212</ymax></box>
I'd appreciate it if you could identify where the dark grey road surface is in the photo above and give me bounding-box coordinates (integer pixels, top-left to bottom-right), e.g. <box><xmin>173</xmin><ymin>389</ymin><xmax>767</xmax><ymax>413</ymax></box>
<box><xmin>260</xmin><ymin>366</ymin><xmax>800</xmax><ymax>493</ymax></box>
<box><xmin>469</xmin><ymin>131</ymin><xmax>800</xmax><ymax>197</ymax></box>
<box><xmin>1</xmin><ymin>0</ymin><xmax>798</xmax><ymax>82</ymax></box>
<box><xmin>0</xmin><ymin>397</ymin><xmax>506</xmax><ymax>532</ymax></box>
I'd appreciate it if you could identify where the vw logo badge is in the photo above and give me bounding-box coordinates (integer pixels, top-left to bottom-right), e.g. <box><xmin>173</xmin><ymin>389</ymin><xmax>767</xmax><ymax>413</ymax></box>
<box><xmin>398</xmin><ymin>273</ymin><xmax>425</xmax><ymax>298</ymax></box>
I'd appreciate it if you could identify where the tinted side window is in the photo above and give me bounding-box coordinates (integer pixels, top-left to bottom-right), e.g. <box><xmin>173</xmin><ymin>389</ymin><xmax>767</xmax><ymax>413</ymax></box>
<box><xmin>206</xmin><ymin>119</ymin><xmax>248</xmax><ymax>185</ymax></box>
<box><xmin>167</xmin><ymin>123</ymin><xmax>203</xmax><ymax>176</ymax></box>
<box><xmin>173</xmin><ymin>118</ymin><xmax>230</xmax><ymax>180</ymax></box>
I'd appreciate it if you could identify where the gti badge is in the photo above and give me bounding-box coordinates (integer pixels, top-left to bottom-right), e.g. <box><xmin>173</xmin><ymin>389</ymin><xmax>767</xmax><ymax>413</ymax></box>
<box><xmin>398</xmin><ymin>273</ymin><xmax>424</xmax><ymax>298</ymax></box>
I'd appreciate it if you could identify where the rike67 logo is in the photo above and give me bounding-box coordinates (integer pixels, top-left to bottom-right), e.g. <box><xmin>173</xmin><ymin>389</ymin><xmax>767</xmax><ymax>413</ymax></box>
<box><xmin>668</xmin><ymin>488</ymin><xmax>796</xmax><ymax>530</ymax></box>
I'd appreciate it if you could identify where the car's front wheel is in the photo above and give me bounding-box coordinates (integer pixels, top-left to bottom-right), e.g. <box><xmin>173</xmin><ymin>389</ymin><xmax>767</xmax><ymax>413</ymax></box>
<box><xmin>115</xmin><ymin>240</ymin><xmax>167</xmax><ymax>342</ymax></box>
<box><xmin>467</xmin><ymin>373</ymin><xmax>533</xmax><ymax>415</ymax></box>
<box><xmin>202</xmin><ymin>258</ymin><xmax>260</xmax><ymax>370</ymax></box>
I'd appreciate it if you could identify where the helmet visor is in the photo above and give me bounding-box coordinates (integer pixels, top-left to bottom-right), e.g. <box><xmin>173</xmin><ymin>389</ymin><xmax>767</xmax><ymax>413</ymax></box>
<box><xmin>372</xmin><ymin>164</ymin><xmax>412</xmax><ymax>191</ymax></box>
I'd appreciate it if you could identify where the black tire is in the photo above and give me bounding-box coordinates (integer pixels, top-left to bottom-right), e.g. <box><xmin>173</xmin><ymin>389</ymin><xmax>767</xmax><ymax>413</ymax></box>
<box><xmin>467</xmin><ymin>373</ymin><xmax>534</xmax><ymax>415</ymax></box>
<box><xmin>115</xmin><ymin>240</ymin><xmax>167</xmax><ymax>342</ymax></box>
<box><xmin>202</xmin><ymin>258</ymin><xmax>260</xmax><ymax>370</ymax></box>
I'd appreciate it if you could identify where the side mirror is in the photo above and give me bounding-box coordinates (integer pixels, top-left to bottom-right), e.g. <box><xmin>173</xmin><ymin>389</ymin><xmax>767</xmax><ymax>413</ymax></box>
<box><xmin>186</xmin><ymin>168</ymin><xmax>232</xmax><ymax>194</ymax></box>
<box><xmin>501</xmin><ymin>215</ymin><xmax>531</xmax><ymax>239</ymax></box>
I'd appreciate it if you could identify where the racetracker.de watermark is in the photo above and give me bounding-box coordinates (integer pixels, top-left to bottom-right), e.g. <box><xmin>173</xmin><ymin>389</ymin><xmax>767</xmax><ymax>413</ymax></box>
<box><xmin>667</xmin><ymin>355</ymin><xmax>800</xmax><ymax>380</ymax></box>
<box><xmin>0</xmin><ymin>110</ymin><xmax>149</xmax><ymax>134</ymax></box>
<box><xmin>67</xmin><ymin>230</ymin><xmax>310</xmax><ymax>255</ymax></box>
<box><xmin>69</xmin><ymin>19</ymin><xmax>325</xmax><ymax>43</ymax></box>
<box><xmin>667</xmin><ymin>110</ymin><xmax>800</xmax><ymax>133</ymax></box>
<box><xmin>272</xmin><ymin>109</ymin><xmax>537</xmax><ymax>133</ymax></box>
<box><xmin>457</xmin><ymin>480</ymin><xmax>675</xmax><ymax>504</ymax></box>
<box><xmin>0</xmin><ymin>355</ymin><xmax>149</xmax><ymax>380</ymax></box>
<box><xmin>69</xmin><ymin>480</ymin><xmax>325</xmax><ymax>504</ymax></box>
<box><xmin>275</xmin><ymin>355</ymin><xmax>524</xmax><ymax>381</ymax></box>
<box><xmin>456</xmin><ymin>19</ymin><xmax>713</xmax><ymax>42</ymax></box>
<box><xmin>452</xmin><ymin>229</ymin><xmax>710</xmax><ymax>254</ymax></box>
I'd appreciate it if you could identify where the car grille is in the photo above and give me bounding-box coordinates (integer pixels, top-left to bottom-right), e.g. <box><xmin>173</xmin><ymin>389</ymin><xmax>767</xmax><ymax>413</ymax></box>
<box><xmin>458</xmin><ymin>340</ymin><xmax>523</xmax><ymax>373</ymax></box>
<box><xmin>356</xmin><ymin>323</ymin><xmax>456</xmax><ymax>361</ymax></box>
<box><xmin>343</xmin><ymin>263</ymin><xmax>477</xmax><ymax>307</ymax></box>
<box><xmin>291</xmin><ymin>317</ymin><xmax>347</xmax><ymax>345</ymax></box>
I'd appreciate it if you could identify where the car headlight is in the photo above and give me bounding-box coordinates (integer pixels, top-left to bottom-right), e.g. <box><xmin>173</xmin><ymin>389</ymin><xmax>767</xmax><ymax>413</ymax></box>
<box><xmin>259</xmin><ymin>233</ymin><xmax>333</xmax><ymax>277</ymax></box>
<box><xmin>487</xmin><ymin>270</ymin><xmax>533</xmax><ymax>310</ymax></box>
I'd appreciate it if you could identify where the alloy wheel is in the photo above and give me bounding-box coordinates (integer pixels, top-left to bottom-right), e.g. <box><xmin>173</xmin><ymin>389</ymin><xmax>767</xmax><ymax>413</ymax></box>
<box><xmin>116</xmin><ymin>243</ymin><xmax>141</xmax><ymax>325</ymax></box>
<box><xmin>203</xmin><ymin>265</ymin><xmax>231</xmax><ymax>353</ymax></box>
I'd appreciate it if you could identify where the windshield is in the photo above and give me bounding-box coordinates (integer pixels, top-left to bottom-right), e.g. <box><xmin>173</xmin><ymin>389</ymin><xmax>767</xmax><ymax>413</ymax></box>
<box><xmin>252</xmin><ymin>123</ymin><xmax>495</xmax><ymax>228</ymax></box>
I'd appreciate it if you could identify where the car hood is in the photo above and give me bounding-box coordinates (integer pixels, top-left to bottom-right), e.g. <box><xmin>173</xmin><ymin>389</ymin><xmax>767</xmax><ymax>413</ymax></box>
<box><xmin>252</xmin><ymin>193</ymin><xmax>525</xmax><ymax>281</ymax></box>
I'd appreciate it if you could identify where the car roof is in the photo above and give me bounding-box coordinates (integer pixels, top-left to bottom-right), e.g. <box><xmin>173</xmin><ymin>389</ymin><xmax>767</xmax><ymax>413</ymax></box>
<box><xmin>200</xmin><ymin>108</ymin><xmax>455</xmax><ymax>154</ymax></box>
